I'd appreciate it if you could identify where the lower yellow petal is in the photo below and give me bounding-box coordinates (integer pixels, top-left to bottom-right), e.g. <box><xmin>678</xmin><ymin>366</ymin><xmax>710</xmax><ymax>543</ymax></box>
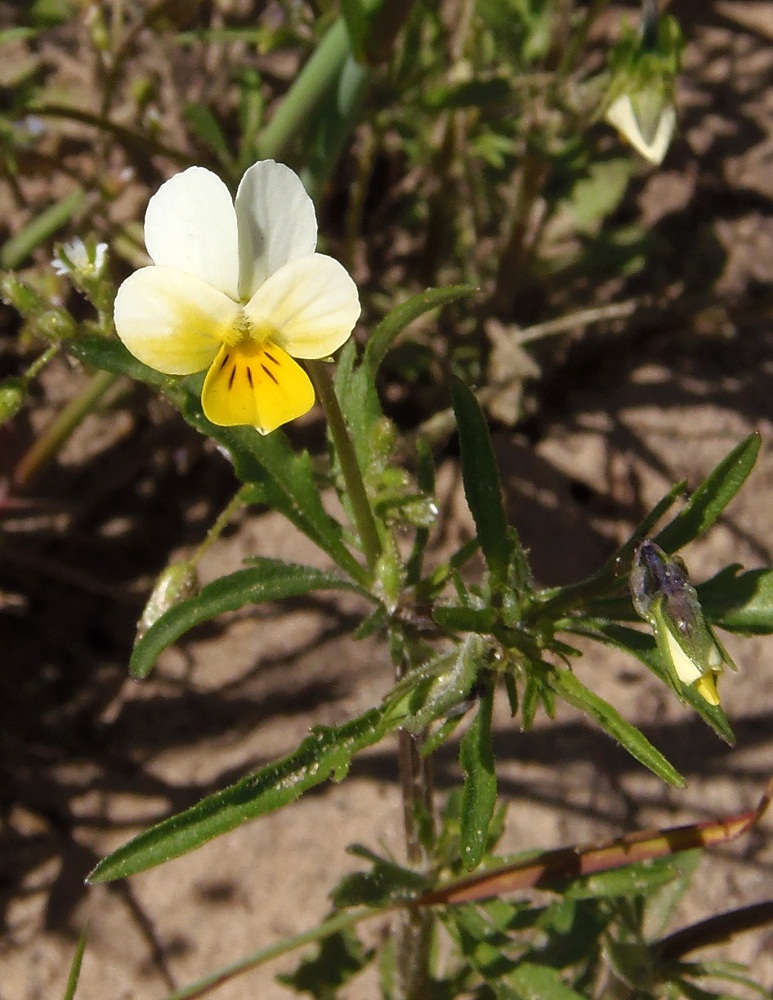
<box><xmin>695</xmin><ymin>673</ymin><xmax>720</xmax><ymax>707</ymax></box>
<box><xmin>201</xmin><ymin>341</ymin><xmax>315</xmax><ymax>434</ymax></box>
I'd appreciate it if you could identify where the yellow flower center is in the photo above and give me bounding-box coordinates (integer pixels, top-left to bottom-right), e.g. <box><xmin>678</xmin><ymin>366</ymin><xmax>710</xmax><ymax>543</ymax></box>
<box><xmin>219</xmin><ymin>310</ymin><xmax>275</xmax><ymax>349</ymax></box>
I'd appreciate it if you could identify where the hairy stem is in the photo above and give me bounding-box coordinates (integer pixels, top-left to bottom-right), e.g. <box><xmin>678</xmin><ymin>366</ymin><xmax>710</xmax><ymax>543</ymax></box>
<box><xmin>307</xmin><ymin>360</ymin><xmax>381</xmax><ymax>575</ymax></box>
<box><xmin>393</xmin><ymin>648</ymin><xmax>436</xmax><ymax>1000</ymax></box>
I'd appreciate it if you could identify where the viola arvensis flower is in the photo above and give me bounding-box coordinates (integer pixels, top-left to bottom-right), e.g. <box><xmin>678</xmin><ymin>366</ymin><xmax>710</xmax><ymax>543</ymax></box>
<box><xmin>605</xmin><ymin>90</ymin><xmax>676</xmax><ymax>166</ymax></box>
<box><xmin>114</xmin><ymin>160</ymin><xmax>360</xmax><ymax>433</ymax></box>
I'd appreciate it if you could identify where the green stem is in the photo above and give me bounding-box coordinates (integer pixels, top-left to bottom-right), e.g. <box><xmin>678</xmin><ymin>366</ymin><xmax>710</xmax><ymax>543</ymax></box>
<box><xmin>162</xmin><ymin>906</ymin><xmax>383</xmax><ymax>1000</ymax></box>
<box><xmin>24</xmin><ymin>342</ymin><xmax>60</xmax><ymax>382</ymax></box>
<box><xmin>394</xmin><ymin>645</ymin><xmax>435</xmax><ymax>1000</ymax></box>
<box><xmin>556</xmin><ymin>0</ymin><xmax>611</xmax><ymax>79</ymax></box>
<box><xmin>13</xmin><ymin>369</ymin><xmax>118</xmax><ymax>489</ymax></box>
<box><xmin>307</xmin><ymin>360</ymin><xmax>381</xmax><ymax>575</ymax></box>
<box><xmin>256</xmin><ymin>18</ymin><xmax>351</xmax><ymax>161</ymax></box>
<box><xmin>188</xmin><ymin>484</ymin><xmax>252</xmax><ymax>570</ymax></box>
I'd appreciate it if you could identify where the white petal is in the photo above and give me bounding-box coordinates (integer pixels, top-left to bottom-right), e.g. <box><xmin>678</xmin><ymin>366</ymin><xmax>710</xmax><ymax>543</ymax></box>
<box><xmin>606</xmin><ymin>95</ymin><xmax>675</xmax><ymax>166</ymax></box>
<box><xmin>245</xmin><ymin>254</ymin><xmax>360</xmax><ymax>360</ymax></box>
<box><xmin>235</xmin><ymin>160</ymin><xmax>318</xmax><ymax>300</ymax></box>
<box><xmin>663</xmin><ymin>626</ymin><xmax>703</xmax><ymax>685</ymax></box>
<box><xmin>144</xmin><ymin>166</ymin><xmax>239</xmax><ymax>300</ymax></box>
<box><xmin>114</xmin><ymin>266</ymin><xmax>240</xmax><ymax>374</ymax></box>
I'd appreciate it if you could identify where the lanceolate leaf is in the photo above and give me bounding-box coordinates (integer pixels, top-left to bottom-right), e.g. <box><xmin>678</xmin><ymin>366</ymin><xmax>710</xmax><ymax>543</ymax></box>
<box><xmin>547</xmin><ymin>667</ymin><xmax>685</xmax><ymax>787</ymax></box>
<box><xmin>335</xmin><ymin>285</ymin><xmax>477</xmax><ymax>469</ymax></box>
<box><xmin>67</xmin><ymin>337</ymin><xmax>365</xmax><ymax>583</ymax></box>
<box><xmin>508</xmin><ymin>964</ymin><xmax>588</xmax><ymax>1000</ymax></box>
<box><xmin>68</xmin><ymin>333</ymin><xmax>168</xmax><ymax>387</ymax></box>
<box><xmin>131</xmin><ymin>560</ymin><xmax>373</xmax><ymax>678</ymax></box>
<box><xmin>699</xmin><ymin>567</ymin><xmax>773</xmax><ymax>634</ymax></box>
<box><xmin>88</xmin><ymin>702</ymin><xmax>402</xmax><ymax>883</ymax></box>
<box><xmin>460</xmin><ymin>684</ymin><xmax>497</xmax><ymax>870</ymax></box>
<box><xmin>451</xmin><ymin>377</ymin><xmax>511</xmax><ymax>588</ymax></box>
<box><xmin>174</xmin><ymin>385</ymin><xmax>367</xmax><ymax>583</ymax></box>
<box><xmin>655</xmin><ymin>433</ymin><xmax>761</xmax><ymax>553</ymax></box>
<box><xmin>364</xmin><ymin>285</ymin><xmax>477</xmax><ymax>374</ymax></box>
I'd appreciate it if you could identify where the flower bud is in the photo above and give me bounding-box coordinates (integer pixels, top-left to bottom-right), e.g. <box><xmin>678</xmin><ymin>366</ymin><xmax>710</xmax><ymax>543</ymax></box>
<box><xmin>0</xmin><ymin>274</ymin><xmax>46</xmax><ymax>315</ymax></box>
<box><xmin>0</xmin><ymin>377</ymin><xmax>26</xmax><ymax>424</ymax></box>
<box><xmin>630</xmin><ymin>540</ymin><xmax>733</xmax><ymax>705</ymax></box>
<box><xmin>604</xmin><ymin>12</ymin><xmax>682</xmax><ymax>165</ymax></box>
<box><xmin>136</xmin><ymin>562</ymin><xmax>199</xmax><ymax>642</ymax></box>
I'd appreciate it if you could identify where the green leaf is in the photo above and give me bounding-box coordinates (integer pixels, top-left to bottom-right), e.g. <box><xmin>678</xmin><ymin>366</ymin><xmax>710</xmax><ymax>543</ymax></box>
<box><xmin>335</xmin><ymin>285</ymin><xmax>477</xmax><ymax>470</ymax></box>
<box><xmin>332</xmin><ymin>848</ymin><xmax>427</xmax><ymax>908</ymax></box>
<box><xmin>565</xmin><ymin>852</ymin><xmax>698</xmax><ymax>901</ymax></box>
<box><xmin>451</xmin><ymin>377</ymin><xmax>512</xmax><ymax>588</ymax></box>
<box><xmin>68</xmin><ymin>337</ymin><xmax>365</xmax><ymax>581</ymax></box>
<box><xmin>87</xmin><ymin>702</ymin><xmax>402</xmax><ymax>883</ymax></box>
<box><xmin>547</xmin><ymin>667</ymin><xmax>685</xmax><ymax>787</ymax></box>
<box><xmin>365</xmin><ymin>284</ymin><xmax>477</xmax><ymax>375</ymax></box>
<box><xmin>655</xmin><ymin>434</ymin><xmax>761</xmax><ymax>553</ymax></box>
<box><xmin>0</xmin><ymin>188</ymin><xmax>85</xmax><ymax>269</ymax></box>
<box><xmin>433</xmin><ymin>605</ymin><xmax>498</xmax><ymax>633</ymax></box>
<box><xmin>400</xmin><ymin>633</ymin><xmax>485</xmax><ymax>733</ymax></box>
<box><xmin>700</xmin><ymin>567</ymin><xmax>773</xmax><ymax>634</ymax></box>
<box><xmin>184</xmin><ymin>102</ymin><xmax>232</xmax><ymax>165</ymax></box>
<box><xmin>174</xmin><ymin>384</ymin><xmax>367</xmax><ymax>582</ymax></box>
<box><xmin>460</xmin><ymin>684</ymin><xmax>497</xmax><ymax>870</ymax></box>
<box><xmin>131</xmin><ymin>560</ymin><xmax>371</xmax><ymax>678</ymax></box>
<box><xmin>423</xmin><ymin>76</ymin><xmax>511</xmax><ymax>111</ymax></box>
<box><xmin>340</xmin><ymin>0</ymin><xmax>369</xmax><ymax>62</ymax></box>
<box><xmin>67</xmin><ymin>334</ymin><xmax>168</xmax><ymax>387</ymax></box>
<box><xmin>62</xmin><ymin>929</ymin><xmax>88</xmax><ymax>1000</ymax></box>
<box><xmin>509</xmin><ymin>962</ymin><xmax>589</xmax><ymax>1000</ymax></box>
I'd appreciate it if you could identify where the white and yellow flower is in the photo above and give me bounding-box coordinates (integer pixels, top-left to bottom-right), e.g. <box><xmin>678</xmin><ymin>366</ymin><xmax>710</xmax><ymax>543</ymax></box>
<box><xmin>114</xmin><ymin>160</ymin><xmax>360</xmax><ymax>434</ymax></box>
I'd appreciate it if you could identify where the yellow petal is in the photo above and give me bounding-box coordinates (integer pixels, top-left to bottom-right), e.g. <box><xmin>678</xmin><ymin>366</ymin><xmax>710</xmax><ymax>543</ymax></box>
<box><xmin>695</xmin><ymin>674</ymin><xmax>720</xmax><ymax>707</ymax></box>
<box><xmin>114</xmin><ymin>266</ymin><xmax>239</xmax><ymax>374</ymax></box>
<box><xmin>244</xmin><ymin>254</ymin><xmax>360</xmax><ymax>359</ymax></box>
<box><xmin>201</xmin><ymin>342</ymin><xmax>315</xmax><ymax>434</ymax></box>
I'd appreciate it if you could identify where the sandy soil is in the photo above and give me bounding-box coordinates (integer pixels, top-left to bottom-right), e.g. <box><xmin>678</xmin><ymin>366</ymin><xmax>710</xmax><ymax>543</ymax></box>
<box><xmin>2</xmin><ymin>3</ymin><xmax>773</xmax><ymax>999</ymax></box>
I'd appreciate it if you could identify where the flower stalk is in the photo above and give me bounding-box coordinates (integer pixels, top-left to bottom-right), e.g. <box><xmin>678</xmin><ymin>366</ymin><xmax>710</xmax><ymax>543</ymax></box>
<box><xmin>307</xmin><ymin>359</ymin><xmax>381</xmax><ymax>576</ymax></box>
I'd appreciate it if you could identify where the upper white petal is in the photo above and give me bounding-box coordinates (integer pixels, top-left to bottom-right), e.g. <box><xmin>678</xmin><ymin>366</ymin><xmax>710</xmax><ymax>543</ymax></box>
<box><xmin>245</xmin><ymin>254</ymin><xmax>360</xmax><ymax>359</ymax></box>
<box><xmin>235</xmin><ymin>160</ymin><xmax>318</xmax><ymax>301</ymax></box>
<box><xmin>144</xmin><ymin>166</ymin><xmax>239</xmax><ymax>300</ymax></box>
<box><xmin>114</xmin><ymin>265</ymin><xmax>240</xmax><ymax>375</ymax></box>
